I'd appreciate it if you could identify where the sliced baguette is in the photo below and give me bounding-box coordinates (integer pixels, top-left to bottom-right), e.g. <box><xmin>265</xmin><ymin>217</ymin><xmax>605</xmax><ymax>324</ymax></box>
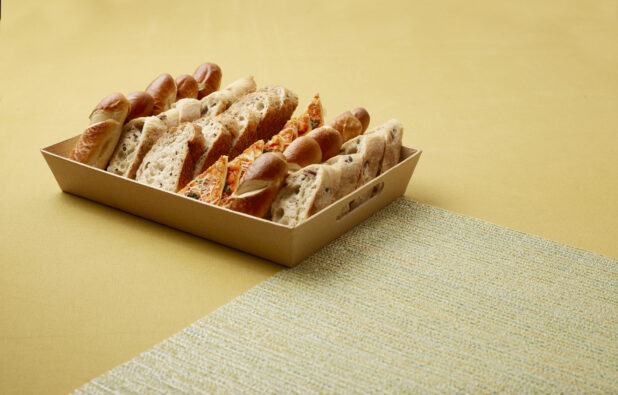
<box><xmin>224</xmin><ymin>107</ymin><xmax>261</xmax><ymax>159</ymax></box>
<box><xmin>193</xmin><ymin>117</ymin><xmax>235</xmax><ymax>176</ymax></box>
<box><xmin>136</xmin><ymin>122</ymin><xmax>205</xmax><ymax>192</ymax></box>
<box><xmin>226</xmin><ymin>91</ymin><xmax>280</xmax><ymax>142</ymax></box>
<box><xmin>270</xmin><ymin>163</ymin><xmax>341</xmax><ymax>226</ymax></box>
<box><xmin>365</xmin><ymin>119</ymin><xmax>403</xmax><ymax>174</ymax></box>
<box><xmin>107</xmin><ymin>116</ymin><xmax>167</xmax><ymax>179</ymax></box>
<box><xmin>258</xmin><ymin>85</ymin><xmax>298</xmax><ymax>130</ymax></box>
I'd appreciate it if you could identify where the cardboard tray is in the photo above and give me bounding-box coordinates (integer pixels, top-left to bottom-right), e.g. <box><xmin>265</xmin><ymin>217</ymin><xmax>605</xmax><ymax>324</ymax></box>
<box><xmin>41</xmin><ymin>135</ymin><xmax>422</xmax><ymax>267</ymax></box>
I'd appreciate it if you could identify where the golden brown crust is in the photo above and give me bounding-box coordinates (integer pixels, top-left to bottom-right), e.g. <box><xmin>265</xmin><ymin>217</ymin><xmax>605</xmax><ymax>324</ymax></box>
<box><xmin>175</xmin><ymin>74</ymin><xmax>199</xmax><ymax>100</ymax></box>
<box><xmin>306</xmin><ymin>126</ymin><xmax>343</xmax><ymax>161</ymax></box>
<box><xmin>69</xmin><ymin>119</ymin><xmax>123</xmax><ymax>169</ymax></box>
<box><xmin>89</xmin><ymin>93</ymin><xmax>130</xmax><ymax>124</ymax></box>
<box><xmin>126</xmin><ymin>91</ymin><xmax>154</xmax><ymax>121</ymax></box>
<box><xmin>283</xmin><ymin>136</ymin><xmax>322</xmax><ymax>169</ymax></box>
<box><xmin>327</xmin><ymin>111</ymin><xmax>363</xmax><ymax>142</ymax></box>
<box><xmin>146</xmin><ymin>74</ymin><xmax>177</xmax><ymax>115</ymax></box>
<box><xmin>226</xmin><ymin>153</ymin><xmax>288</xmax><ymax>218</ymax></box>
<box><xmin>351</xmin><ymin>107</ymin><xmax>370</xmax><ymax>133</ymax></box>
<box><xmin>193</xmin><ymin>63</ymin><xmax>222</xmax><ymax>99</ymax></box>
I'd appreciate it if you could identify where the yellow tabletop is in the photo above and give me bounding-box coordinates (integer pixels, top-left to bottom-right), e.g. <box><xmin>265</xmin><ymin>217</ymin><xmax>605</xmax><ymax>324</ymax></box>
<box><xmin>1</xmin><ymin>1</ymin><xmax>616</xmax><ymax>393</ymax></box>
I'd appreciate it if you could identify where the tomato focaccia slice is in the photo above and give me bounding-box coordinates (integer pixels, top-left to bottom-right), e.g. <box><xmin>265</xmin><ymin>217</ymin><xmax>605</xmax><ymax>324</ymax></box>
<box><xmin>264</xmin><ymin>121</ymin><xmax>298</xmax><ymax>153</ymax></box>
<box><xmin>283</xmin><ymin>93</ymin><xmax>324</xmax><ymax>136</ymax></box>
<box><xmin>179</xmin><ymin>155</ymin><xmax>228</xmax><ymax>205</ymax></box>
<box><xmin>220</xmin><ymin>140</ymin><xmax>265</xmax><ymax>203</ymax></box>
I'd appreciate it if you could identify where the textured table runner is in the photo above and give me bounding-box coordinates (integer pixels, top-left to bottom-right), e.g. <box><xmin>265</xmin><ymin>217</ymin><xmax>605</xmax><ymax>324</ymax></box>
<box><xmin>75</xmin><ymin>198</ymin><xmax>617</xmax><ymax>393</ymax></box>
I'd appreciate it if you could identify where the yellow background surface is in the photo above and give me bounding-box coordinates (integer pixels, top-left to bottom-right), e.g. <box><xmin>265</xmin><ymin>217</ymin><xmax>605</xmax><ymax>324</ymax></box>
<box><xmin>1</xmin><ymin>1</ymin><xmax>617</xmax><ymax>393</ymax></box>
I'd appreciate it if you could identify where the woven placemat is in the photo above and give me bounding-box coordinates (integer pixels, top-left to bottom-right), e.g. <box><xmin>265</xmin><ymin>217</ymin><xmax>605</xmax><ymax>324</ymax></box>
<box><xmin>75</xmin><ymin>198</ymin><xmax>617</xmax><ymax>393</ymax></box>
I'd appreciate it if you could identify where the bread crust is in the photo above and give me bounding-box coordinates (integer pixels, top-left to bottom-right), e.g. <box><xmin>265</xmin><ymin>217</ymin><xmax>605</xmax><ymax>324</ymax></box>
<box><xmin>174</xmin><ymin>98</ymin><xmax>202</xmax><ymax>123</ymax></box>
<box><xmin>175</xmin><ymin>74</ymin><xmax>199</xmax><ymax>100</ymax></box>
<box><xmin>89</xmin><ymin>92</ymin><xmax>130</xmax><ymax>124</ymax></box>
<box><xmin>306</xmin><ymin>126</ymin><xmax>343</xmax><ymax>161</ymax></box>
<box><xmin>225</xmin><ymin>152</ymin><xmax>288</xmax><ymax>218</ymax></box>
<box><xmin>193</xmin><ymin>63</ymin><xmax>222</xmax><ymax>99</ymax></box>
<box><xmin>327</xmin><ymin>111</ymin><xmax>363</xmax><ymax>142</ymax></box>
<box><xmin>222</xmin><ymin>75</ymin><xmax>256</xmax><ymax>100</ymax></box>
<box><xmin>126</xmin><ymin>91</ymin><xmax>154</xmax><ymax>122</ymax></box>
<box><xmin>69</xmin><ymin>119</ymin><xmax>123</xmax><ymax>169</ymax></box>
<box><xmin>146</xmin><ymin>74</ymin><xmax>177</xmax><ymax>115</ymax></box>
<box><xmin>283</xmin><ymin>136</ymin><xmax>322</xmax><ymax>169</ymax></box>
<box><xmin>351</xmin><ymin>107</ymin><xmax>370</xmax><ymax>133</ymax></box>
<box><xmin>366</xmin><ymin>119</ymin><xmax>403</xmax><ymax>174</ymax></box>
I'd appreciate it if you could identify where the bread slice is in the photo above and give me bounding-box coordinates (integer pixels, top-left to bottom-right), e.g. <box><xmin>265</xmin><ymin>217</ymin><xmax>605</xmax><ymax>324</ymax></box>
<box><xmin>339</xmin><ymin>132</ymin><xmax>386</xmax><ymax>210</ymax></box>
<box><xmin>107</xmin><ymin>116</ymin><xmax>167</xmax><ymax>179</ymax></box>
<box><xmin>172</xmin><ymin>98</ymin><xmax>202</xmax><ymax>123</ymax></box>
<box><xmin>340</xmin><ymin>132</ymin><xmax>385</xmax><ymax>187</ymax></box>
<box><xmin>157</xmin><ymin>107</ymin><xmax>179</xmax><ymax>129</ymax></box>
<box><xmin>270</xmin><ymin>163</ymin><xmax>341</xmax><ymax>226</ymax></box>
<box><xmin>365</xmin><ymin>119</ymin><xmax>403</xmax><ymax>174</ymax></box>
<box><xmin>193</xmin><ymin>117</ymin><xmax>235</xmax><ymax>176</ymax></box>
<box><xmin>222</xmin><ymin>76</ymin><xmax>257</xmax><ymax>101</ymax></box>
<box><xmin>179</xmin><ymin>155</ymin><xmax>228</xmax><ymax>205</ymax></box>
<box><xmin>226</xmin><ymin>91</ymin><xmax>280</xmax><ymax>142</ymax></box>
<box><xmin>224</xmin><ymin>107</ymin><xmax>261</xmax><ymax>159</ymax></box>
<box><xmin>200</xmin><ymin>90</ymin><xmax>234</xmax><ymax>119</ymax></box>
<box><xmin>258</xmin><ymin>85</ymin><xmax>298</xmax><ymax>130</ymax></box>
<box><xmin>136</xmin><ymin>123</ymin><xmax>205</xmax><ymax>192</ymax></box>
<box><xmin>326</xmin><ymin>153</ymin><xmax>363</xmax><ymax>201</ymax></box>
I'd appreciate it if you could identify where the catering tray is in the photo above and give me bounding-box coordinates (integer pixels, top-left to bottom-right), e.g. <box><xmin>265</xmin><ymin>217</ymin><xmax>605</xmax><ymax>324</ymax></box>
<box><xmin>42</xmin><ymin>135</ymin><xmax>421</xmax><ymax>267</ymax></box>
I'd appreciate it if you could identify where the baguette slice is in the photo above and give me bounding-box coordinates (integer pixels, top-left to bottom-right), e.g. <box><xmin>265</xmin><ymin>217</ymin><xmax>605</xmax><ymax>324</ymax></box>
<box><xmin>172</xmin><ymin>98</ymin><xmax>202</xmax><ymax>123</ymax></box>
<box><xmin>136</xmin><ymin>123</ymin><xmax>205</xmax><ymax>192</ymax></box>
<box><xmin>106</xmin><ymin>116</ymin><xmax>167</xmax><ymax>179</ymax></box>
<box><xmin>225</xmin><ymin>107</ymin><xmax>261</xmax><ymax>159</ymax></box>
<box><xmin>270</xmin><ymin>163</ymin><xmax>341</xmax><ymax>226</ymax></box>
<box><xmin>157</xmin><ymin>107</ymin><xmax>179</xmax><ymax>129</ymax></box>
<box><xmin>222</xmin><ymin>75</ymin><xmax>257</xmax><ymax>100</ymax></box>
<box><xmin>200</xmin><ymin>90</ymin><xmax>233</xmax><ymax>119</ymax></box>
<box><xmin>258</xmin><ymin>85</ymin><xmax>298</xmax><ymax>129</ymax></box>
<box><xmin>193</xmin><ymin>117</ymin><xmax>235</xmax><ymax>176</ymax></box>
<box><xmin>179</xmin><ymin>155</ymin><xmax>228</xmax><ymax>205</ymax></box>
<box><xmin>226</xmin><ymin>91</ymin><xmax>280</xmax><ymax>141</ymax></box>
<box><xmin>365</xmin><ymin>119</ymin><xmax>403</xmax><ymax>174</ymax></box>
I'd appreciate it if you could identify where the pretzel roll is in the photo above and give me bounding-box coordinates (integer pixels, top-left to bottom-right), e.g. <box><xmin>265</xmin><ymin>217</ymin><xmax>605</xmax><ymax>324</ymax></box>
<box><xmin>327</xmin><ymin>111</ymin><xmax>363</xmax><ymax>142</ymax></box>
<box><xmin>145</xmin><ymin>73</ymin><xmax>177</xmax><ymax>115</ymax></box>
<box><xmin>306</xmin><ymin>126</ymin><xmax>343</xmax><ymax>161</ymax></box>
<box><xmin>89</xmin><ymin>92</ymin><xmax>131</xmax><ymax>124</ymax></box>
<box><xmin>225</xmin><ymin>152</ymin><xmax>288</xmax><ymax>218</ymax></box>
<box><xmin>193</xmin><ymin>62</ymin><xmax>222</xmax><ymax>99</ymax></box>
<box><xmin>351</xmin><ymin>107</ymin><xmax>370</xmax><ymax>133</ymax></box>
<box><xmin>283</xmin><ymin>135</ymin><xmax>322</xmax><ymax>170</ymax></box>
<box><xmin>175</xmin><ymin>74</ymin><xmax>199</xmax><ymax>100</ymax></box>
<box><xmin>126</xmin><ymin>91</ymin><xmax>154</xmax><ymax>122</ymax></box>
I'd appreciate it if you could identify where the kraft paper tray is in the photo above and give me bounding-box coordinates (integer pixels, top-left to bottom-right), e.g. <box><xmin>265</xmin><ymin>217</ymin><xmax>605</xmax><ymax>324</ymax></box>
<box><xmin>41</xmin><ymin>135</ymin><xmax>422</xmax><ymax>267</ymax></box>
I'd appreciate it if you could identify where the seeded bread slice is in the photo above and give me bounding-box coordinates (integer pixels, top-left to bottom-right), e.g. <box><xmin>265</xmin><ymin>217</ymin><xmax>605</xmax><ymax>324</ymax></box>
<box><xmin>365</xmin><ymin>119</ymin><xmax>403</xmax><ymax>174</ymax></box>
<box><xmin>326</xmin><ymin>153</ymin><xmax>363</xmax><ymax>201</ymax></box>
<box><xmin>136</xmin><ymin>122</ymin><xmax>205</xmax><ymax>192</ymax></box>
<box><xmin>270</xmin><ymin>163</ymin><xmax>341</xmax><ymax>226</ymax></box>
<box><xmin>107</xmin><ymin>116</ymin><xmax>167</xmax><ymax>179</ymax></box>
<box><xmin>193</xmin><ymin>117</ymin><xmax>235</xmax><ymax>176</ymax></box>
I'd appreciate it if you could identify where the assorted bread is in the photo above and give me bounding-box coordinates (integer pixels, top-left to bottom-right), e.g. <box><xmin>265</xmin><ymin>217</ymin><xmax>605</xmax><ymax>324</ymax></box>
<box><xmin>68</xmin><ymin>62</ymin><xmax>405</xmax><ymax>226</ymax></box>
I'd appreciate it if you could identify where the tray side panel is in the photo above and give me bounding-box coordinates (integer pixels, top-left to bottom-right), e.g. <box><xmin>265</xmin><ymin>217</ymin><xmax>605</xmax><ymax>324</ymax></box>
<box><xmin>41</xmin><ymin>149</ymin><xmax>295</xmax><ymax>265</ymax></box>
<box><xmin>289</xmin><ymin>148</ymin><xmax>422</xmax><ymax>265</ymax></box>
